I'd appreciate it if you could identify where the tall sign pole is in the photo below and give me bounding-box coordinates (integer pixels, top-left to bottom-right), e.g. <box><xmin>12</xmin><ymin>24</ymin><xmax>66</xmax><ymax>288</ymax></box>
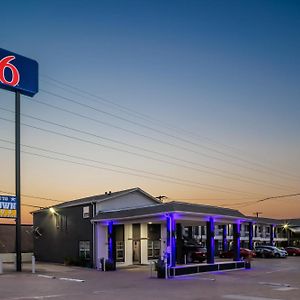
<box><xmin>15</xmin><ymin>91</ymin><xmax>21</xmax><ymax>271</ymax></box>
<box><xmin>0</xmin><ymin>48</ymin><xmax>38</xmax><ymax>272</ymax></box>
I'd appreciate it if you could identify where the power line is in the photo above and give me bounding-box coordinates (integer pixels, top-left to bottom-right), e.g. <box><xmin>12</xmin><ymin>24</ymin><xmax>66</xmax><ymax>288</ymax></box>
<box><xmin>0</xmin><ymin>143</ymin><xmax>265</xmax><ymax>197</ymax></box>
<box><xmin>0</xmin><ymin>117</ymin><xmax>275</xmax><ymax>196</ymax></box>
<box><xmin>35</xmin><ymin>90</ymin><xmax>300</xmax><ymax>182</ymax></box>
<box><xmin>41</xmin><ymin>75</ymin><xmax>300</xmax><ymax>180</ymax></box>
<box><xmin>24</xmin><ymin>97</ymin><xmax>300</xmax><ymax>183</ymax></box>
<box><xmin>0</xmin><ymin>106</ymin><xmax>295</xmax><ymax>191</ymax></box>
<box><xmin>0</xmin><ymin>189</ymin><xmax>62</xmax><ymax>203</ymax></box>
<box><xmin>40</xmin><ymin>76</ymin><xmax>300</xmax><ymax>181</ymax></box>
<box><xmin>0</xmin><ymin>189</ymin><xmax>58</xmax><ymax>209</ymax></box>
<box><xmin>221</xmin><ymin>193</ymin><xmax>300</xmax><ymax>208</ymax></box>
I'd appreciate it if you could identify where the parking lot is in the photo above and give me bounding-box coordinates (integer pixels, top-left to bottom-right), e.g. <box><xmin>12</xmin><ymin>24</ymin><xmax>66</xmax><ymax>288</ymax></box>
<box><xmin>0</xmin><ymin>258</ymin><xmax>299</xmax><ymax>300</ymax></box>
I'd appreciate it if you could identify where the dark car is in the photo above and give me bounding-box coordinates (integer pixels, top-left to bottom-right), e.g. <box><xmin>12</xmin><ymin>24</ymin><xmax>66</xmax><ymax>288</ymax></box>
<box><xmin>191</xmin><ymin>247</ymin><xmax>207</xmax><ymax>263</ymax></box>
<box><xmin>183</xmin><ymin>239</ymin><xmax>206</xmax><ymax>263</ymax></box>
<box><xmin>219</xmin><ymin>248</ymin><xmax>256</xmax><ymax>259</ymax></box>
<box><xmin>285</xmin><ymin>247</ymin><xmax>300</xmax><ymax>256</ymax></box>
<box><xmin>255</xmin><ymin>247</ymin><xmax>274</xmax><ymax>258</ymax></box>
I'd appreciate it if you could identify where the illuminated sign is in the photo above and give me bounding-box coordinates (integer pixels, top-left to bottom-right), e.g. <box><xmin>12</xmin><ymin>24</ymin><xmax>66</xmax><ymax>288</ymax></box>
<box><xmin>0</xmin><ymin>48</ymin><xmax>38</xmax><ymax>97</ymax></box>
<box><xmin>0</xmin><ymin>195</ymin><xmax>16</xmax><ymax>218</ymax></box>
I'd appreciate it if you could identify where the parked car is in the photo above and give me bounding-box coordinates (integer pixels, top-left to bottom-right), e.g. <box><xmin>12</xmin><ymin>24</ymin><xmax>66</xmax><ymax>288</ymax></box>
<box><xmin>255</xmin><ymin>248</ymin><xmax>275</xmax><ymax>258</ymax></box>
<box><xmin>285</xmin><ymin>247</ymin><xmax>300</xmax><ymax>256</ymax></box>
<box><xmin>255</xmin><ymin>245</ymin><xmax>287</xmax><ymax>258</ymax></box>
<box><xmin>219</xmin><ymin>248</ymin><xmax>256</xmax><ymax>259</ymax></box>
<box><xmin>183</xmin><ymin>239</ymin><xmax>206</xmax><ymax>263</ymax></box>
<box><xmin>191</xmin><ymin>247</ymin><xmax>207</xmax><ymax>263</ymax></box>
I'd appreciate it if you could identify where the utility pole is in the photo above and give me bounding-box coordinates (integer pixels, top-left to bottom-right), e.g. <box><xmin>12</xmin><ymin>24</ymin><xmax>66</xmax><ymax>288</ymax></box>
<box><xmin>253</xmin><ymin>212</ymin><xmax>263</xmax><ymax>239</ymax></box>
<box><xmin>253</xmin><ymin>212</ymin><xmax>262</xmax><ymax>219</ymax></box>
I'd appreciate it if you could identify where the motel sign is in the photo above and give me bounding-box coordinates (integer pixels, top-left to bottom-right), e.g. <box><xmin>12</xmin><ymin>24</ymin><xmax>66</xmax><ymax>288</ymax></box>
<box><xmin>0</xmin><ymin>195</ymin><xmax>17</xmax><ymax>218</ymax></box>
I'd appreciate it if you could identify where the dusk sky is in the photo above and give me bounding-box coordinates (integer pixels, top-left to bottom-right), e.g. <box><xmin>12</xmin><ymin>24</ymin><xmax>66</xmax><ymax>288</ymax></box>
<box><xmin>0</xmin><ymin>0</ymin><xmax>299</xmax><ymax>224</ymax></box>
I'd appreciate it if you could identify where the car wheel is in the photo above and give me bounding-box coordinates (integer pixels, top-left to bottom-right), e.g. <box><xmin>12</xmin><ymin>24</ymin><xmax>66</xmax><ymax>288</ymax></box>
<box><xmin>274</xmin><ymin>253</ymin><xmax>280</xmax><ymax>258</ymax></box>
<box><xmin>261</xmin><ymin>253</ymin><xmax>265</xmax><ymax>258</ymax></box>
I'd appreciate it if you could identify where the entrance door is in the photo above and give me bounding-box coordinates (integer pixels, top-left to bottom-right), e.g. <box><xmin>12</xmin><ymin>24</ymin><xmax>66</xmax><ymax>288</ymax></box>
<box><xmin>132</xmin><ymin>240</ymin><xmax>141</xmax><ymax>264</ymax></box>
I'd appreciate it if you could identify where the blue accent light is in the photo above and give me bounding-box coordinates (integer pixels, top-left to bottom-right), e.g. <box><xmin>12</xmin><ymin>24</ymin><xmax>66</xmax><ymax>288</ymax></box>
<box><xmin>108</xmin><ymin>221</ymin><xmax>113</xmax><ymax>261</ymax></box>
<box><xmin>166</xmin><ymin>214</ymin><xmax>176</xmax><ymax>267</ymax></box>
<box><xmin>233</xmin><ymin>223</ymin><xmax>241</xmax><ymax>261</ymax></box>
<box><xmin>248</xmin><ymin>222</ymin><xmax>253</xmax><ymax>250</ymax></box>
<box><xmin>206</xmin><ymin>217</ymin><xmax>215</xmax><ymax>264</ymax></box>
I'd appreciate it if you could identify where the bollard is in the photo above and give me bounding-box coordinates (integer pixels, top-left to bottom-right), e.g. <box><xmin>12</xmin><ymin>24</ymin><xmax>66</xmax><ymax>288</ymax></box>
<box><xmin>165</xmin><ymin>262</ymin><xmax>168</xmax><ymax>279</ymax></box>
<box><xmin>32</xmin><ymin>255</ymin><xmax>36</xmax><ymax>274</ymax></box>
<box><xmin>149</xmin><ymin>261</ymin><xmax>152</xmax><ymax>277</ymax></box>
<box><xmin>184</xmin><ymin>254</ymin><xmax>187</xmax><ymax>265</ymax></box>
<box><xmin>0</xmin><ymin>257</ymin><xmax>3</xmax><ymax>274</ymax></box>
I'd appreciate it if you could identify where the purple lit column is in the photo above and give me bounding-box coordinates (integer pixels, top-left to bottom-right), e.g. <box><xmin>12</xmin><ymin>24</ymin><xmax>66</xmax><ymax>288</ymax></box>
<box><xmin>222</xmin><ymin>224</ymin><xmax>228</xmax><ymax>252</ymax></box>
<box><xmin>107</xmin><ymin>221</ymin><xmax>116</xmax><ymax>269</ymax></box>
<box><xmin>248</xmin><ymin>222</ymin><xmax>253</xmax><ymax>250</ymax></box>
<box><xmin>270</xmin><ymin>224</ymin><xmax>274</xmax><ymax>246</ymax></box>
<box><xmin>206</xmin><ymin>217</ymin><xmax>215</xmax><ymax>264</ymax></box>
<box><xmin>166</xmin><ymin>214</ymin><xmax>176</xmax><ymax>267</ymax></box>
<box><xmin>233</xmin><ymin>223</ymin><xmax>240</xmax><ymax>261</ymax></box>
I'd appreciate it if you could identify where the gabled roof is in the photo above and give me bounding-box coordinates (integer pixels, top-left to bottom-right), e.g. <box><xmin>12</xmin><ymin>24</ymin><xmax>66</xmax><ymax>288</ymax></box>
<box><xmin>92</xmin><ymin>201</ymin><xmax>247</xmax><ymax>222</ymax></box>
<box><xmin>32</xmin><ymin>187</ymin><xmax>161</xmax><ymax>213</ymax></box>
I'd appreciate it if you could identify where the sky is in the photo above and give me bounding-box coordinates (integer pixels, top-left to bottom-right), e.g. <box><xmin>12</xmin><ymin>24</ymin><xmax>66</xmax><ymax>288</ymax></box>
<box><xmin>0</xmin><ymin>0</ymin><xmax>299</xmax><ymax>224</ymax></box>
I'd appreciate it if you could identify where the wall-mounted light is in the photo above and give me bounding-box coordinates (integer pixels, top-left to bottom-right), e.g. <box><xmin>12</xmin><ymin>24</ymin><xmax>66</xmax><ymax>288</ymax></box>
<box><xmin>283</xmin><ymin>224</ymin><xmax>289</xmax><ymax>229</ymax></box>
<box><xmin>49</xmin><ymin>207</ymin><xmax>56</xmax><ymax>214</ymax></box>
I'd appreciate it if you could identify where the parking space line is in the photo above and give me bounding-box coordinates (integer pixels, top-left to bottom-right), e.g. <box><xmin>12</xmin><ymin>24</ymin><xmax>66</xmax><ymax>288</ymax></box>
<box><xmin>259</xmin><ymin>282</ymin><xmax>290</xmax><ymax>287</ymax></box>
<box><xmin>59</xmin><ymin>277</ymin><xmax>85</xmax><ymax>282</ymax></box>
<box><xmin>37</xmin><ymin>274</ymin><xmax>56</xmax><ymax>279</ymax></box>
<box><xmin>273</xmin><ymin>287</ymin><xmax>299</xmax><ymax>292</ymax></box>
<box><xmin>222</xmin><ymin>295</ymin><xmax>283</xmax><ymax>300</ymax></box>
<box><xmin>6</xmin><ymin>295</ymin><xmax>65</xmax><ymax>300</ymax></box>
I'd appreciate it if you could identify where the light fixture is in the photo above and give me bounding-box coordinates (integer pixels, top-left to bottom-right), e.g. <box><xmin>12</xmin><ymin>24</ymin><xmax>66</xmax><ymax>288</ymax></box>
<box><xmin>49</xmin><ymin>207</ymin><xmax>56</xmax><ymax>214</ymax></box>
<box><xmin>283</xmin><ymin>224</ymin><xmax>288</xmax><ymax>229</ymax></box>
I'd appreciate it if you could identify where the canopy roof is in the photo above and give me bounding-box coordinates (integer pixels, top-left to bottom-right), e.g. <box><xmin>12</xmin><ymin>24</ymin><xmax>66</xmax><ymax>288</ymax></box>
<box><xmin>92</xmin><ymin>201</ymin><xmax>249</xmax><ymax>224</ymax></box>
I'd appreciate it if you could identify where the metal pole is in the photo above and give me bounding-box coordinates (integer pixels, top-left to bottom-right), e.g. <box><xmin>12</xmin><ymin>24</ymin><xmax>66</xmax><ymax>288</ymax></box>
<box><xmin>32</xmin><ymin>255</ymin><xmax>35</xmax><ymax>274</ymax></box>
<box><xmin>0</xmin><ymin>256</ymin><xmax>3</xmax><ymax>274</ymax></box>
<box><xmin>15</xmin><ymin>91</ymin><xmax>22</xmax><ymax>272</ymax></box>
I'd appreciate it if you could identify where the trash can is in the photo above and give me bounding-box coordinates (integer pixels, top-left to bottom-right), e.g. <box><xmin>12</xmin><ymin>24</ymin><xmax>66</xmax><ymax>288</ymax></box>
<box><xmin>245</xmin><ymin>261</ymin><xmax>251</xmax><ymax>269</ymax></box>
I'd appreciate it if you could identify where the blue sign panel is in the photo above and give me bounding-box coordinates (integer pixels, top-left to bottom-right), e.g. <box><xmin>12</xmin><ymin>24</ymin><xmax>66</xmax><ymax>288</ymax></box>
<box><xmin>0</xmin><ymin>48</ymin><xmax>38</xmax><ymax>97</ymax></box>
<box><xmin>0</xmin><ymin>195</ymin><xmax>16</xmax><ymax>218</ymax></box>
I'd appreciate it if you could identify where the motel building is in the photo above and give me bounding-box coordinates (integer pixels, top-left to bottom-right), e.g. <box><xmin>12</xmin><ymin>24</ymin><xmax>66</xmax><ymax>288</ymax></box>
<box><xmin>33</xmin><ymin>188</ymin><xmax>287</xmax><ymax>277</ymax></box>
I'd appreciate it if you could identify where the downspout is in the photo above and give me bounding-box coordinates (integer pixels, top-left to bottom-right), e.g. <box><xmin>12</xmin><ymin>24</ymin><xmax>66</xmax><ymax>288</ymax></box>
<box><xmin>92</xmin><ymin>202</ymin><xmax>96</xmax><ymax>268</ymax></box>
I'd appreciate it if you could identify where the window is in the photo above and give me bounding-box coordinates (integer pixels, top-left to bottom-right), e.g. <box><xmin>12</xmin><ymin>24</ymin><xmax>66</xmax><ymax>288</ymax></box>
<box><xmin>116</xmin><ymin>241</ymin><xmax>125</xmax><ymax>262</ymax></box>
<box><xmin>83</xmin><ymin>206</ymin><xmax>90</xmax><ymax>218</ymax></box>
<box><xmin>79</xmin><ymin>241</ymin><xmax>90</xmax><ymax>259</ymax></box>
<box><xmin>148</xmin><ymin>240</ymin><xmax>161</xmax><ymax>259</ymax></box>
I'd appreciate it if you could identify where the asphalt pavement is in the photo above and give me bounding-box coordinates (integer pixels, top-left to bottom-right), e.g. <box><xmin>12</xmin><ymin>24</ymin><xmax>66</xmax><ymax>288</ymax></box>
<box><xmin>0</xmin><ymin>257</ymin><xmax>299</xmax><ymax>300</ymax></box>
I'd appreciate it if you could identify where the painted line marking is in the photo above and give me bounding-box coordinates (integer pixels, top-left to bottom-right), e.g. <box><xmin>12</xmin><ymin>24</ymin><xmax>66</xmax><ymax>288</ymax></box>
<box><xmin>37</xmin><ymin>274</ymin><xmax>56</xmax><ymax>279</ymax></box>
<box><xmin>273</xmin><ymin>287</ymin><xmax>299</xmax><ymax>292</ymax></box>
<box><xmin>6</xmin><ymin>295</ymin><xmax>65</xmax><ymax>300</ymax></box>
<box><xmin>222</xmin><ymin>295</ymin><xmax>283</xmax><ymax>300</ymax></box>
<box><xmin>59</xmin><ymin>277</ymin><xmax>85</xmax><ymax>282</ymax></box>
<box><xmin>265</xmin><ymin>267</ymin><xmax>296</xmax><ymax>274</ymax></box>
<box><xmin>259</xmin><ymin>282</ymin><xmax>290</xmax><ymax>287</ymax></box>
